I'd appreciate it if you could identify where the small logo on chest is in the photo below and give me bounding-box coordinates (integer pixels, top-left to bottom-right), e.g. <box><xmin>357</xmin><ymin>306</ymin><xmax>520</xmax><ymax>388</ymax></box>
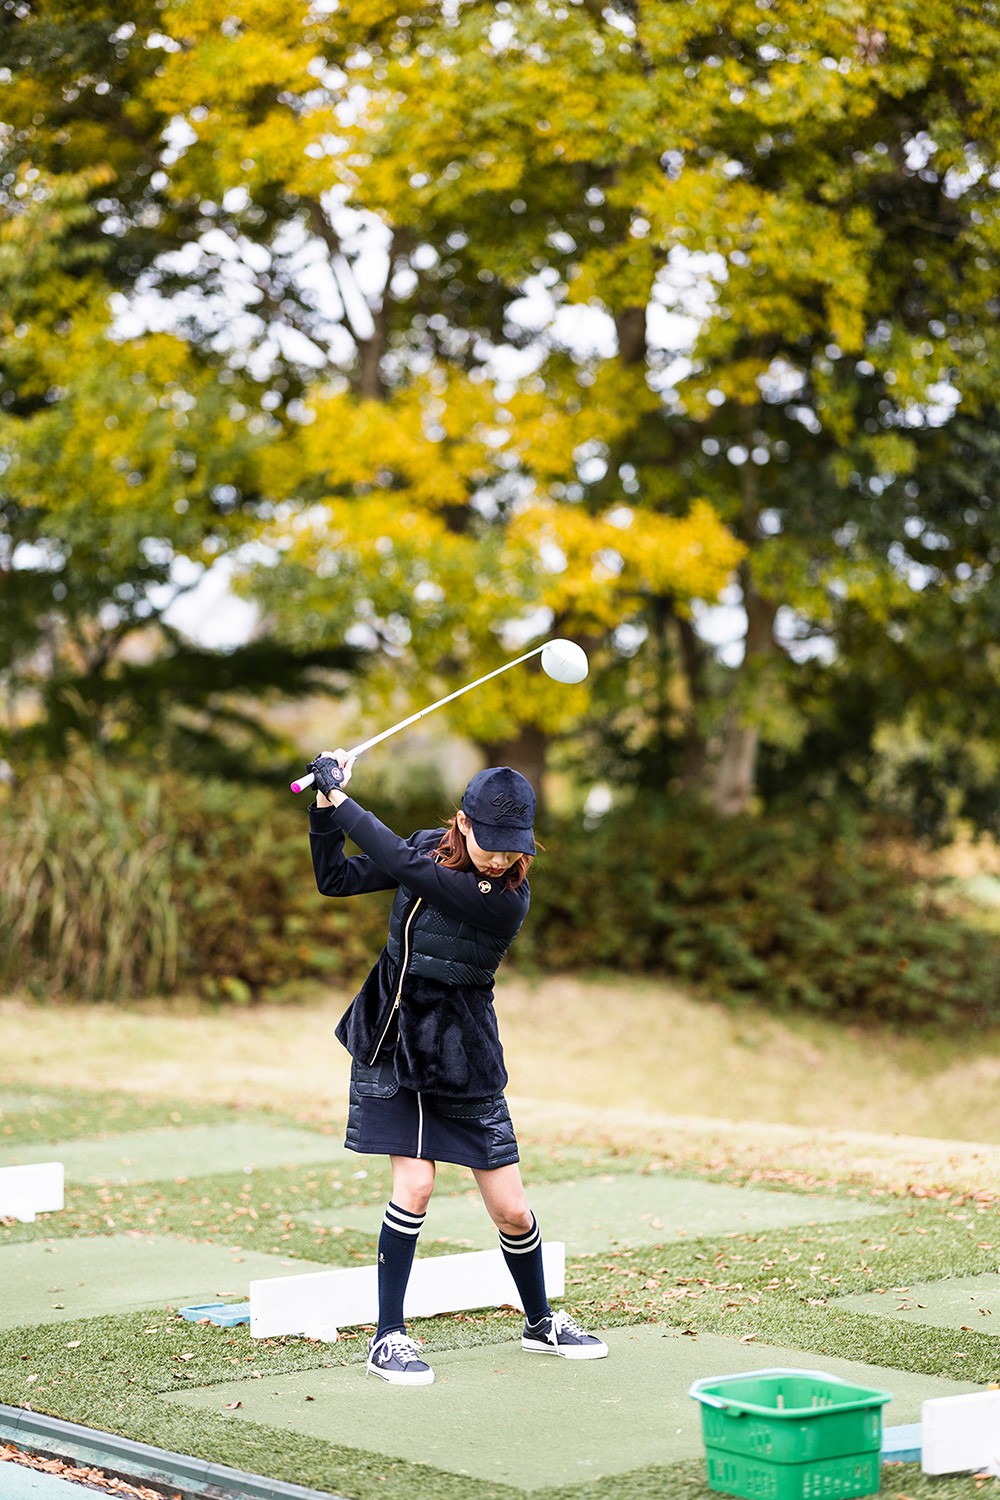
<box><xmin>478</xmin><ymin>879</ymin><xmax>493</xmax><ymax>893</ymax></box>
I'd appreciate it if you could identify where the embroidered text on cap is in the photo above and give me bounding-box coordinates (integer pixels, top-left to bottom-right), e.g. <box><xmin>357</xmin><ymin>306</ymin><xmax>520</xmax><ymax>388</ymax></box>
<box><xmin>492</xmin><ymin>794</ymin><xmax>531</xmax><ymax>820</ymax></box>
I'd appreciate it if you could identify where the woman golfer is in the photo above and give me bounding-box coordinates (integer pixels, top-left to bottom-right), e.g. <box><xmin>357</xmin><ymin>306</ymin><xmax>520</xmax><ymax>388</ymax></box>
<box><xmin>308</xmin><ymin>751</ymin><xmax>607</xmax><ymax>1385</ymax></box>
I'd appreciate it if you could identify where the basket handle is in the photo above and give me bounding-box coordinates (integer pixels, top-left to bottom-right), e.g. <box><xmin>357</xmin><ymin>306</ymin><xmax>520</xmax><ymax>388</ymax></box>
<box><xmin>688</xmin><ymin>1367</ymin><xmax>852</xmax><ymax>1409</ymax></box>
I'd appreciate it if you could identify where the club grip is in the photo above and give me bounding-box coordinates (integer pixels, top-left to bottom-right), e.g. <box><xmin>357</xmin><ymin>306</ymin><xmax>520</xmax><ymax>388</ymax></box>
<box><xmin>290</xmin><ymin>759</ymin><xmax>346</xmax><ymax>795</ymax></box>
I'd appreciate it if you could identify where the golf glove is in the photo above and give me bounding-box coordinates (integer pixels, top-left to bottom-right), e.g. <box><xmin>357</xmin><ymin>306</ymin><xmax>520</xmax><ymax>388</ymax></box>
<box><xmin>307</xmin><ymin>755</ymin><xmax>345</xmax><ymax>795</ymax></box>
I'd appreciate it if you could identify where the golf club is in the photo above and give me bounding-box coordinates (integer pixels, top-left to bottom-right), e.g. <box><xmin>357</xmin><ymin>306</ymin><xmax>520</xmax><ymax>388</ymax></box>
<box><xmin>290</xmin><ymin>638</ymin><xmax>589</xmax><ymax>794</ymax></box>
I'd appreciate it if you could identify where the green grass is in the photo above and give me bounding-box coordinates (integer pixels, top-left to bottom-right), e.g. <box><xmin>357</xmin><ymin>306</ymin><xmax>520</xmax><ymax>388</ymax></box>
<box><xmin>0</xmin><ymin>1088</ymin><xmax>267</xmax><ymax>1147</ymax></box>
<box><xmin>2</xmin><ymin>1084</ymin><xmax>1000</xmax><ymax>1499</ymax></box>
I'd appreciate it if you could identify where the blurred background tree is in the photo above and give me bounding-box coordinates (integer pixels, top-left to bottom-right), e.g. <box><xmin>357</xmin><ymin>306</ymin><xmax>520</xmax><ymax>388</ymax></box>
<box><xmin>3</xmin><ymin>0</ymin><xmax>999</xmax><ymax>831</ymax></box>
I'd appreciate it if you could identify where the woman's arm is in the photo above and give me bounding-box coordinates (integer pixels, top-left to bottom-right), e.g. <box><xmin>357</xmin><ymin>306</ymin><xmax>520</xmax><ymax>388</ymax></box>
<box><xmin>308</xmin><ymin>749</ymin><xmax>399</xmax><ymax>896</ymax></box>
<box><xmin>306</xmin><ymin>750</ymin><xmax>529</xmax><ymax>933</ymax></box>
<box><xmin>325</xmin><ymin>798</ymin><xmax>529</xmax><ymax>937</ymax></box>
<box><xmin>309</xmin><ymin>810</ymin><xmax>399</xmax><ymax>897</ymax></box>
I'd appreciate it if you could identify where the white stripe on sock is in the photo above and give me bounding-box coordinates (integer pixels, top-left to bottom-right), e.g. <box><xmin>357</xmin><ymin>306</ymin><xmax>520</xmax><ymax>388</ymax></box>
<box><xmin>386</xmin><ymin>1202</ymin><xmax>425</xmax><ymax>1225</ymax></box>
<box><xmin>384</xmin><ymin>1204</ymin><xmax>426</xmax><ymax>1237</ymax></box>
<box><xmin>500</xmin><ymin>1219</ymin><xmax>541</xmax><ymax>1254</ymax></box>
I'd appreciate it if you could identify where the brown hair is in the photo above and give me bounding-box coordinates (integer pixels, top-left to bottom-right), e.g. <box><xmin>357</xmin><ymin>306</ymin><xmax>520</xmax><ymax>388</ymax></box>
<box><xmin>432</xmin><ymin>812</ymin><xmax>534</xmax><ymax>891</ymax></box>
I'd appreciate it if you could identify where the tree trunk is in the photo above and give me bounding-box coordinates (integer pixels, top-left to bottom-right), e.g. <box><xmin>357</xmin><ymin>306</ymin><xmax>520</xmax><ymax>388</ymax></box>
<box><xmin>709</xmin><ymin>418</ymin><xmax>779</xmax><ymax>817</ymax></box>
<box><xmin>614</xmin><ymin>305</ymin><xmax>647</xmax><ymax>366</ymax></box>
<box><xmin>711</xmin><ymin>709</ymin><xmax>761</xmax><ymax>818</ymax></box>
<box><xmin>673</xmin><ymin>610</ymin><xmax>711</xmax><ymax>791</ymax></box>
<box><xmin>356</xmin><ymin>300</ymin><xmax>390</xmax><ymax>399</ymax></box>
<box><xmin>306</xmin><ymin>199</ymin><xmax>395</xmax><ymax>399</ymax></box>
<box><xmin>710</xmin><ymin>563</ymin><xmax>779</xmax><ymax>817</ymax></box>
<box><xmin>478</xmin><ymin>723</ymin><xmax>550</xmax><ymax>810</ymax></box>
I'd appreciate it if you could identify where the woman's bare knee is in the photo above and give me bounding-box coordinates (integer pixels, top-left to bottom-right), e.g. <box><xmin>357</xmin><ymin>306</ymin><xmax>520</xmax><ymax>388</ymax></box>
<box><xmin>473</xmin><ymin>1167</ymin><xmax>533</xmax><ymax>1236</ymax></box>
<box><xmin>492</xmin><ymin>1201</ymin><xmax>533</xmax><ymax>1236</ymax></box>
<box><xmin>390</xmin><ymin>1157</ymin><xmax>435</xmax><ymax>1214</ymax></box>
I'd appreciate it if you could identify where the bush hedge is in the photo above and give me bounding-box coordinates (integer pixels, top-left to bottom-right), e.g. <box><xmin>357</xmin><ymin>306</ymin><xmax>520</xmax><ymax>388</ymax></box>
<box><xmin>0</xmin><ymin>765</ymin><xmax>397</xmax><ymax>1004</ymax></box>
<box><xmin>1</xmin><ymin>761</ymin><xmax>996</xmax><ymax>1026</ymax></box>
<box><xmin>520</xmin><ymin>804</ymin><xmax>1000</xmax><ymax>1025</ymax></box>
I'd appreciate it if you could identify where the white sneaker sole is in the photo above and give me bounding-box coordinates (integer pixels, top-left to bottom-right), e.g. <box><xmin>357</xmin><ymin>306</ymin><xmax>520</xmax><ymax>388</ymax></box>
<box><xmin>521</xmin><ymin>1338</ymin><xmax>609</xmax><ymax>1359</ymax></box>
<box><xmin>366</xmin><ymin>1360</ymin><xmax>435</xmax><ymax>1385</ymax></box>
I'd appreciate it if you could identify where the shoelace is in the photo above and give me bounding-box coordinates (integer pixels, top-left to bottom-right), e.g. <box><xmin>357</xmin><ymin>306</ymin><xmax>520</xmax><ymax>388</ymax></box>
<box><xmin>551</xmin><ymin>1310</ymin><xmax>588</xmax><ymax>1340</ymax></box>
<box><xmin>374</xmin><ymin>1331</ymin><xmax>423</xmax><ymax>1365</ymax></box>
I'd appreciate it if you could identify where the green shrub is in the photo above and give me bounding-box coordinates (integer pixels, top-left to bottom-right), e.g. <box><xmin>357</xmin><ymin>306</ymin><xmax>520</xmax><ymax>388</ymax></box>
<box><xmin>517</xmin><ymin>803</ymin><xmax>1000</xmax><ymax>1026</ymax></box>
<box><xmin>0</xmin><ymin>759</ymin><xmax>394</xmax><ymax>1002</ymax></box>
<box><xmin>1</xmin><ymin>761</ymin><xmax>995</xmax><ymax>1026</ymax></box>
<box><xmin>0</xmin><ymin>767</ymin><xmax>179</xmax><ymax>1000</ymax></box>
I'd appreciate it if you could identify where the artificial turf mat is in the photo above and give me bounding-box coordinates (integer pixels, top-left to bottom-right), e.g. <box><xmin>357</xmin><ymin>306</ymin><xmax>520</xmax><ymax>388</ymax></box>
<box><xmin>3</xmin><ymin>1084</ymin><xmax>1000</xmax><ymax>1500</ymax></box>
<box><xmin>0</xmin><ymin>1094</ymin><xmax>61</xmax><ymax>1115</ymax></box>
<box><xmin>0</xmin><ymin>1124</ymin><xmax>350</xmax><ymax>1185</ymax></box>
<box><xmin>0</xmin><ymin>1235</ymin><xmax>331</xmax><ymax>1330</ymax></box>
<box><xmin>836</xmin><ymin>1272</ymin><xmax>1000</xmax><ymax>1331</ymax></box>
<box><xmin>161</xmin><ymin>1325</ymin><xmax>980</xmax><ymax>1492</ymax></box>
<box><xmin>304</xmin><ymin>1175</ymin><xmax>890</xmax><ymax>1254</ymax></box>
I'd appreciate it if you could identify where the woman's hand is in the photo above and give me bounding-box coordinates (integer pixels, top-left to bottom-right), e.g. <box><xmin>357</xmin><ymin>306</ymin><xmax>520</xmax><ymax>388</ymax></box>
<box><xmin>315</xmin><ymin>748</ymin><xmax>355</xmax><ymax>809</ymax></box>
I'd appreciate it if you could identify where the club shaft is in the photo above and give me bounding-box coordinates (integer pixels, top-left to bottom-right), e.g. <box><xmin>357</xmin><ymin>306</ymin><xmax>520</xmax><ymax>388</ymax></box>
<box><xmin>290</xmin><ymin>643</ymin><xmax>547</xmax><ymax>793</ymax></box>
<box><xmin>350</xmin><ymin>645</ymin><xmax>546</xmax><ymax>755</ymax></box>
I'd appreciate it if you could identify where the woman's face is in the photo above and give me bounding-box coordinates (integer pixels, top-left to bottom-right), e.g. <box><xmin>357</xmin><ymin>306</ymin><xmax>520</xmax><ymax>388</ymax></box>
<box><xmin>456</xmin><ymin>812</ymin><xmax>520</xmax><ymax>877</ymax></box>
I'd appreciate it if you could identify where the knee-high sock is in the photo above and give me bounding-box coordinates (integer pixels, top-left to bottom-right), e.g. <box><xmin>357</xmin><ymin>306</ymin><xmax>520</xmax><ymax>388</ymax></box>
<box><xmin>375</xmin><ymin>1200</ymin><xmax>425</xmax><ymax>1339</ymax></box>
<box><xmin>499</xmin><ymin>1213</ymin><xmax>549</xmax><ymax>1325</ymax></box>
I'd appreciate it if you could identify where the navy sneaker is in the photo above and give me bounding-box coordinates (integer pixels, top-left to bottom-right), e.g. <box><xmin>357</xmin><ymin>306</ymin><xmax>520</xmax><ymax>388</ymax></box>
<box><xmin>367</xmin><ymin>1330</ymin><xmax>434</xmax><ymax>1385</ymax></box>
<box><xmin>522</xmin><ymin>1310</ymin><xmax>608</xmax><ymax>1359</ymax></box>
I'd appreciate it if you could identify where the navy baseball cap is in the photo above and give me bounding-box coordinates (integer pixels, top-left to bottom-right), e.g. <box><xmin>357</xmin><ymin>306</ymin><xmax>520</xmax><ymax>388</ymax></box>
<box><xmin>462</xmin><ymin>767</ymin><xmax>536</xmax><ymax>856</ymax></box>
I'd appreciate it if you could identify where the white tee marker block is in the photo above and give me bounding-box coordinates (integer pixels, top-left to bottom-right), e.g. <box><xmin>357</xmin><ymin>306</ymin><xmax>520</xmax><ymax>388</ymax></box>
<box><xmin>0</xmin><ymin>1162</ymin><xmax>64</xmax><ymax>1223</ymax></box>
<box><xmin>921</xmin><ymin>1390</ymin><xmax>1000</xmax><ymax>1476</ymax></box>
<box><xmin>250</xmin><ymin>1242</ymin><xmax>565</xmax><ymax>1340</ymax></box>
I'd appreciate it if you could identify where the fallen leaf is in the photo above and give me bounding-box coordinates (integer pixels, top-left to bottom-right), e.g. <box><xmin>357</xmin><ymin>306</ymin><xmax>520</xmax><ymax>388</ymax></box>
<box><xmin>224</xmin><ymin>1401</ymin><xmax>242</xmax><ymax>1410</ymax></box>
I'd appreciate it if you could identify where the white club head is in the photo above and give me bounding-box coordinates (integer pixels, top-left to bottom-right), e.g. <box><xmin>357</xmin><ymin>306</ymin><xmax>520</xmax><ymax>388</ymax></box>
<box><xmin>540</xmin><ymin>638</ymin><xmax>589</xmax><ymax>684</ymax></box>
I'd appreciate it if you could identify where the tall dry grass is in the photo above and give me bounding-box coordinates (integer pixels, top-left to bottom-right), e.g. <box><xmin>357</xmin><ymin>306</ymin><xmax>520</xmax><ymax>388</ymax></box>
<box><xmin>0</xmin><ymin>767</ymin><xmax>178</xmax><ymax>999</ymax></box>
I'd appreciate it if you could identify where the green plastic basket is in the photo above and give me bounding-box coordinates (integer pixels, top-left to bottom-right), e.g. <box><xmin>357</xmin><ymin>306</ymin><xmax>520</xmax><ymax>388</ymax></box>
<box><xmin>689</xmin><ymin>1368</ymin><xmax>892</xmax><ymax>1500</ymax></box>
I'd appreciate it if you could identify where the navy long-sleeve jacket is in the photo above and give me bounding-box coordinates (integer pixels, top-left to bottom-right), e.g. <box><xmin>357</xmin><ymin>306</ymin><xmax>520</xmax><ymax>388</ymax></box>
<box><xmin>309</xmin><ymin>798</ymin><xmax>530</xmax><ymax>1096</ymax></box>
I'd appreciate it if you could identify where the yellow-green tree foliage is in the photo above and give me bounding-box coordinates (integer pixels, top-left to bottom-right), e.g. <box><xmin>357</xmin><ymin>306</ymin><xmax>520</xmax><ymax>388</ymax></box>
<box><xmin>135</xmin><ymin>0</ymin><xmax>747</xmax><ymax>754</ymax></box>
<box><xmin>0</xmin><ymin>164</ymin><xmax>273</xmax><ymax>757</ymax></box>
<box><xmin>7</xmin><ymin>1</ymin><xmax>1000</xmax><ymax>799</ymax></box>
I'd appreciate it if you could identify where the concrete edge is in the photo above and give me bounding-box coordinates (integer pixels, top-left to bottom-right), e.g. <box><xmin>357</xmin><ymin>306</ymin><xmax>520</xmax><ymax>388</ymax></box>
<box><xmin>0</xmin><ymin>1402</ymin><xmax>348</xmax><ymax>1500</ymax></box>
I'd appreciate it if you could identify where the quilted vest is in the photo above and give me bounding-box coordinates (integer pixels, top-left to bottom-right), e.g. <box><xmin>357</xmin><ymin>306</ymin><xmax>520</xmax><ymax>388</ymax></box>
<box><xmin>385</xmin><ymin>885</ymin><xmax>514</xmax><ymax>987</ymax></box>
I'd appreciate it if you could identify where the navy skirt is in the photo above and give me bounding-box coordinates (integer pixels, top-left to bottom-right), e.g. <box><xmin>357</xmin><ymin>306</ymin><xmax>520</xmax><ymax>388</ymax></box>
<box><xmin>345</xmin><ymin>1057</ymin><xmax>519</xmax><ymax>1170</ymax></box>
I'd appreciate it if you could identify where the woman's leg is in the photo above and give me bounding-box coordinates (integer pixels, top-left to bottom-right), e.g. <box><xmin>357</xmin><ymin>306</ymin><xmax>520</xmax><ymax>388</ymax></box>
<box><xmin>366</xmin><ymin>1154</ymin><xmax>437</xmax><ymax>1384</ymax></box>
<box><xmin>473</xmin><ymin>1163</ymin><xmax>549</xmax><ymax>1324</ymax></box>
<box><xmin>474</xmin><ymin>1162</ymin><xmax>609</xmax><ymax>1360</ymax></box>
<box><xmin>375</xmin><ymin>1155</ymin><xmax>436</xmax><ymax>1337</ymax></box>
<box><xmin>391</xmin><ymin>1154</ymin><xmax>436</xmax><ymax>1216</ymax></box>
